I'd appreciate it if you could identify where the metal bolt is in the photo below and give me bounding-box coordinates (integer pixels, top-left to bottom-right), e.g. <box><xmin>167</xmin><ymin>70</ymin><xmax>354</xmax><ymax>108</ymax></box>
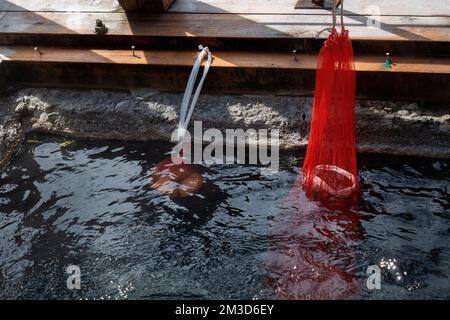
<box><xmin>94</xmin><ymin>19</ymin><xmax>108</xmax><ymax>35</ymax></box>
<box><xmin>292</xmin><ymin>49</ymin><xmax>298</xmax><ymax>62</ymax></box>
<box><xmin>34</xmin><ymin>47</ymin><xmax>43</xmax><ymax>55</ymax></box>
<box><xmin>384</xmin><ymin>52</ymin><xmax>393</xmax><ymax>70</ymax></box>
<box><xmin>385</xmin><ymin>52</ymin><xmax>392</xmax><ymax>63</ymax></box>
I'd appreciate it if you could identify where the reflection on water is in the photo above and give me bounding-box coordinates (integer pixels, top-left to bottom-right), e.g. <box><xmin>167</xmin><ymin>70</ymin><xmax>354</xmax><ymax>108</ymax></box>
<box><xmin>0</xmin><ymin>134</ymin><xmax>449</xmax><ymax>299</ymax></box>
<box><xmin>266</xmin><ymin>174</ymin><xmax>362</xmax><ymax>299</ymax></box>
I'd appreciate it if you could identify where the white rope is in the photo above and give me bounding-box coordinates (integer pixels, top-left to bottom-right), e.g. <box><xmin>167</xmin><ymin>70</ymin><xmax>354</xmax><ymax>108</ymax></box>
<box><xmin>332</xmin><ymin>0</ymin><xmax>337</xmax><ymax>30</ymax></box>
<box><xmin>177</xmin><ymin>46</ymin><xmax>212</xmax><ymax>143</ymax></box>
<box><xmin>332</xmin><ymin>0</ymin><xmax>345</xmax><ymax>31</ymax></box>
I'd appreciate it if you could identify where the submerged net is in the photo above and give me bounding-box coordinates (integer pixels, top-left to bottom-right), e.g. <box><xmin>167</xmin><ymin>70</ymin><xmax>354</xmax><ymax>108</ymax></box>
<box><xmin>302</xmin><ymin>28</ymin><xmax>357</xmax><ymax>202</ymax></box>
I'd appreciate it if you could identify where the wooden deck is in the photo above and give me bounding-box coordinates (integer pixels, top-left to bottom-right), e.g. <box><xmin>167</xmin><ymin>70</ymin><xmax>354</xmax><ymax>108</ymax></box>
<box><xmin>0</xmin><ymin>0</ymin><xmax>449</xmax><ymax>101</ymax></box>
<box><xmin>0</xmin><ymin>0</ymin><xmax>448</xmax><ymax>49</ymax></box>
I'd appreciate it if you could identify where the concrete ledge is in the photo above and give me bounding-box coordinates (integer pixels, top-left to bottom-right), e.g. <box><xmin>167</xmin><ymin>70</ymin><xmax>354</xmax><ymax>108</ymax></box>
<box><xmin>1</xmin><ymin>88</ymin><xmax>449</xmax><ymax>171</ymax></box>
<box><xmin>0</xmin><ymin>111</ymin><xmax>24</xmax><ymax>170</ymax></box>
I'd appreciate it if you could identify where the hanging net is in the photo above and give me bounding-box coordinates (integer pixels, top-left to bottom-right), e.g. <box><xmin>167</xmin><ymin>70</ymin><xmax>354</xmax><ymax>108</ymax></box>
<box><xmin>302</xmin><ymin>0</ymin><xmax>357</xmax><ymax>202</ymax></box>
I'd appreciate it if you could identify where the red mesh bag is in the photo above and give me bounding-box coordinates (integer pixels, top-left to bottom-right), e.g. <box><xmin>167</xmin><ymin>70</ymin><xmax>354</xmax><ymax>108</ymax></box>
<box><xmin>302</xmin><ymin>24</ymin><xmax>357</xmax><ymax>202</ymax></box>
<box><xmin>264</xmin><ymin>4</ymin><xmax>361</xmax><ymax>298</ymax></box>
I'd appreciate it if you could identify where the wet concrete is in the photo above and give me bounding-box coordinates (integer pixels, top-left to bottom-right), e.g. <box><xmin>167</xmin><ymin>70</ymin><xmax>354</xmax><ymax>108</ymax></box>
<box><xmin>0</xmin><ymin>88</ymin><xmax>449</xmax><ymax>171</ymax></box>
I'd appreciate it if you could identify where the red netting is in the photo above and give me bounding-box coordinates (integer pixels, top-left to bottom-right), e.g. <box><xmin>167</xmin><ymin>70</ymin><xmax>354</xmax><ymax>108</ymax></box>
<box><xmin>302</xmin><ymin>29</ymin><xmax>358</xmax><ymax>202</ymax></box>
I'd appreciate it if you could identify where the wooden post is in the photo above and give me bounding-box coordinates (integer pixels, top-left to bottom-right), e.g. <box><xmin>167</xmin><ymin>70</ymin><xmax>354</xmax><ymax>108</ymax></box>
<box><xmin>118</xmin><ymin>0</ymin><xmax>176</xmax><ymax>12</ymax></box>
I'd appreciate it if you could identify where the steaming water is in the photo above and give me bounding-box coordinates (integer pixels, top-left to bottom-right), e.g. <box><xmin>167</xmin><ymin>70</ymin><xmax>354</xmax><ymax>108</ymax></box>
<box><xmin>0</xmin><ymin>134</ymin><xmax>449</xmax><ymax>299</ymax></box>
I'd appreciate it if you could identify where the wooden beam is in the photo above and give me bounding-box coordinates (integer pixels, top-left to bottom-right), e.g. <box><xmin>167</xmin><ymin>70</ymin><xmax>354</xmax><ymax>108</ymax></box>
<box><xmin>1</xmin><ymin>46</ymin><xmax>448</xmax><ymax>102</ymax></box>
<box><xmin>0</xmin><ymin>0</ymin><xmax>122</xmax><ymax>12</ymax></box>
<box><xmin>0</xmin><ymin>0</ymin><xmax>449</xmax><ymax>16</ymax></box>
<box><xmin>0</xmin><ymin>11</ymin><xmax>448</xmax><ymax>55</ymax></box>
<box><xmin>118</xmin><ymin>0</ymin><xmax>176</xmax><ymax>12</ymax></box>
<box><xmin>2</xmin><ymin>47</ymin><xmax>450</xmax><ymax>74</ymax></box>
<box><xmin>0</xmin><ymin>12</ymin><xmax>446</xmax><ymax>42</ymax></box>
<box><xmin>169</xmin><ymin>0</ymin><xmax>450</xmax><ymax>16</ymax></box>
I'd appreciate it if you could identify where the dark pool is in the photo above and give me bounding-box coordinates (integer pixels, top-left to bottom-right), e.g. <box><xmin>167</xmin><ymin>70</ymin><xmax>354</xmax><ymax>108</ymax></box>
<box><xmin>0</xmin><ymin>134</ymin><xmax>449</xmax><ymax>299</ymax></box>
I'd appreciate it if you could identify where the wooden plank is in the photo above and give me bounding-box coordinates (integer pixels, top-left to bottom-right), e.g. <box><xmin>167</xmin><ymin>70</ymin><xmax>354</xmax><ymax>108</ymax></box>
<box><xmin>4</xmin><ymin>62</ymin><xmax>448</xmax><ymax>102</ymax></box>
<box><xmin>0</xmin><ymin>46</ymin><xmax>449</xmax><ymax>102</ymax></box>
<box><xmin>1</xmin><ymin>47</ymin><xmax>449</xmax><ymax>74</ymax></box>
<box><xmin>0</xmin><ymin>12</ymin><xmax>448</xmax><ymax>42</ymax></box>
<box><xmin>0</xmin><ymin>0</ymin><xmax>449</xmax><ymax>17</ymax></box>
<box><xmin>0</xmin><ymin>0</ymin><xmax>122</xmax><ymax>12</ymax></box>
<box><xmin>170</xmin><ymin>0</ymin><xmax>450</xmax><ymax>17</ymax></box>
